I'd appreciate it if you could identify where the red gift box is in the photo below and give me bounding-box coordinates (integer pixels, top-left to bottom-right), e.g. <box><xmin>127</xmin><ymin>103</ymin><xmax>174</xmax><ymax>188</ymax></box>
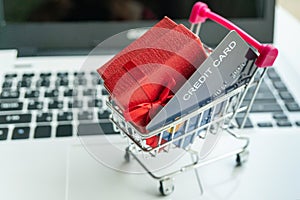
<box><xmin>99</xmin><ymin>19</ymin><xmax>205</xmax><ymax>97</ymax></box>
<box><xmin>98</xmin><ymin>16</ymin><xmax>177</xmax><ymax>82</ymax></box>
<box><xmin>97</xmin><ymin>17</ymin><xmax>208</xmax><ymax>133</ymax></box>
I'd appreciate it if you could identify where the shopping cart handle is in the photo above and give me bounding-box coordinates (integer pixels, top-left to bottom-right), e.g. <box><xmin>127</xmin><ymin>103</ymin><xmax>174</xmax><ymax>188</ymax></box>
<box><xmin>189</xmin><ymin>2</ymin><xmax>278</xmax><ymax>68</ymax></box>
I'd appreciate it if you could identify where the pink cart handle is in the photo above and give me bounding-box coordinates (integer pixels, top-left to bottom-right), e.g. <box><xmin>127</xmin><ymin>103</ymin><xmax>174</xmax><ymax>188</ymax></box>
<box><xmin>189</xmin><ymin>2</ymin><xmax>278</xmax><ymax>68</ymax></box>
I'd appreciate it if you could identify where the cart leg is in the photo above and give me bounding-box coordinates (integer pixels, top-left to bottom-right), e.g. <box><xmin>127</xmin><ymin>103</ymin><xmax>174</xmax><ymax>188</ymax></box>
<box><xmin>124</xmin><ymin>146</ymin><xmax>130</xmax><ymax>162</ymax></box>
<box><xmin>236</xmin><ymin>150</ymin><xmax>249</xmax><ymax>166</ymax></box>
<box><xmin>159</xmin><ymin>178</ymin><xmax>174</xmax><ymax>196</ymax></box>
<box><xmin>190</xmin><ymin>152</ymin><xmax>204</xmax><ymax>195</ymax></box>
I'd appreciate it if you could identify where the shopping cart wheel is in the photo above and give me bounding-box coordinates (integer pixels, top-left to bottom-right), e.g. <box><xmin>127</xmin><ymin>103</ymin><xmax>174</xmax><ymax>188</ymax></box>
<box><xmin>236</xmin><ymin>150</ymin><xmax>249</xmax><ymax>166</ymax></box>
<box><xmin>159</xmin><ymin>179</ymin><xmax>174</xmax><ymax>196</ymax></box>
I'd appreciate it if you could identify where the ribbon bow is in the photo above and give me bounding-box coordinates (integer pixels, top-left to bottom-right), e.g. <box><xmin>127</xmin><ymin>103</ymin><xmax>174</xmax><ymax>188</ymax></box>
<box><xmin>123</xmin><ymin>78</ymin><xmax>176</xmax><ymax>127</ymax></box>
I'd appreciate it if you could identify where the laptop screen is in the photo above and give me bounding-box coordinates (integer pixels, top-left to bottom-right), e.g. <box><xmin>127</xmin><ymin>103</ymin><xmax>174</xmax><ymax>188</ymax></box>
<box><xmin>3</xmin><ymin>0</ymin><xmax>264</xmax><ymax>22</ymax></box>
<box><xmin>0</xmin><ymin>0</ymin><xmax>275</xmax><ymax>56</ymax></box>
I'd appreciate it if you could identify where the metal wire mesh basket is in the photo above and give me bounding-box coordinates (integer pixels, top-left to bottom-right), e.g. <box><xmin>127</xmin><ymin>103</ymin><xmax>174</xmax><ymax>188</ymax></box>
<box><xmin>106</xmin><ymin>2</ymin><xmax>278</xmax><ymax>196</ymax></box>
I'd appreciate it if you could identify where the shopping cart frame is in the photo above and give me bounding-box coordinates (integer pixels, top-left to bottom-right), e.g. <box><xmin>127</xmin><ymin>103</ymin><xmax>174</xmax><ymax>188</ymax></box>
<box><xmin>106</xmin><ymin>2</ymin><xmax>278</xmax><ymax>196</ymax></box>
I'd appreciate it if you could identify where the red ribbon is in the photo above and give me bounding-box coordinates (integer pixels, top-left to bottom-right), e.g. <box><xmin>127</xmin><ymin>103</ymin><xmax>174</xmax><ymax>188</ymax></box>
<box><xmin>123</xmin><ymin>78</ymin><xmax>176</xmax><ymax>127</ymax></box>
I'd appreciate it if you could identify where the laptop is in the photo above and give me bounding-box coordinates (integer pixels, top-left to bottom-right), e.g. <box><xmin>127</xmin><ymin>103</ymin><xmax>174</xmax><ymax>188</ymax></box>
<box><xmin>0</xmin><ymin>0</ymin><xmax>300</xmax><ymax>199</ymax></box>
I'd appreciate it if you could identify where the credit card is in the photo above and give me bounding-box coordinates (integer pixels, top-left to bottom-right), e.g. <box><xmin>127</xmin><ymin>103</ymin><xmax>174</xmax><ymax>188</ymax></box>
<box><xmin>146</xmin><ymin>31</ymin><xmax>258</xmax><ymax>131</ymax></box>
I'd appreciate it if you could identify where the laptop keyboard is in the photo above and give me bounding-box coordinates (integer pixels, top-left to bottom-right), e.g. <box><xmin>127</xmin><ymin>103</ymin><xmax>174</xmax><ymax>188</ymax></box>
<box><xmin>0</xmin><ymin>68</ymin><xmax>300</xmax><ymax>141</ymax></box>
<box><xmin>0</xmin><ymin>71</ymin><xmax>117</xmax><ymax>140</ymax></box>
<box><xmin>236</xmin><ymin>68</ymin><xmax>300</xmax><ymax>128</ymax></box>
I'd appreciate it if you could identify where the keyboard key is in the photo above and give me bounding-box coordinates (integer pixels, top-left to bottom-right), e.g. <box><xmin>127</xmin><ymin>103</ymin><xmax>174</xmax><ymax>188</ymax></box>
<box><xmin>23</xmin><ymin>73</ymin><xmax>34</xmax><ymax>78</ymax></box>
<box><xmin>68</xmin><ymin>100</ymin><xmax>83</xmax><ymax>108</ymax></box>
<box><xmin>48</xmin><ymin>100</ymin><xmax>63</xmax><ymax>109</ymax></box>
<box><xmin>74</xmin><ymin>72</ymin><xmax>85</xmax><ymax>77</ymax></box>
<box><xmin>88</xmin><ymin>99</ymin><xmax>103</xmax><ymax>108</ymax></box>
<box><xmin>36</xmin><ymin>113</ymin><xmax>52</xmax><ymax>122</ymax></box>
<box><xmin>57</xmin><ymin>112</ymin><xmax>73</xmax><ymax>121</ymax></box>
<box><xmin>98</xmin><ymin>110</ymin><xmax>111</xmax><ymax>119</ymax></box>
<box><xmin>236</xmin><ymin>117</ymin><xmax>253</xmax><ymax>128</ymax></box>
<box><xmin>83</xmin><ymin>89</ymin><xmax>97</xmax><ymax>96</ymax></box>
<box><xmin>243</xmin><ymin>99</ymin><xmax>277</xmax><ymax>109</ymax></box>
<box><xmin>12</xmin><ymin>127</ymin><xmax>30</xmax><ymax>140</ymax></box>
<box><xmin>0</xmin><ymin>114</ymin><xmax>31</xmax><ymax>124</ymax></box>
<box><xmin>5</xmin><ymin>73</ymin><xmax>17</xmax><ymax>78</ymax></box>
<box><xmin>0</xmin><ymin>90</ymin><xmax>20</xmax><ymax>99</ymax></box>
<box><xmin>279</xmin><ymin>91</ymin><xmax>294</xmax><ymax>102</ymax></box>
<box><xmin>272</xmin><ymin>81</ymin><xmax>287</xmax><ymax>91</ymax></box>
<box><xmin>25</xmin><ymin>90</ymin><xmax>40</xmax><ymax>98</ymax></box>
<box><xmin>92</xmin><ymin>78</ymin><xmax>102</xmax><ymax>85</ymax></box>
<box><xmin>267</xmin><ymin>68</ymin><xmax>280</xmax><ymax>80</ymax></box>
<box><xmin>77</xmin><ymin>122</ymin><xmax>117</xmax><ymax>136</ymax></box>
<box><xmin>102</xmin><ymin>89</ymin><xmax>109</xmax><ymax>96</ymax></box>
<box><xmin>245</xmin><ymin>90</ymin><xmax>276</xmax><ymax>101</ymax></box>
<box><xmin>40</xmin><ymin>72</ymin><xmax>52</xmax><ymax>78</ymax></box>
<box><xmin>28</xmin><ymin>101</ymin><xmax>43</xmax><ymax>110</ymax></box>
<box><xmin>285</xmin><ymin>102</ymin><xmax>300</xmax><ymax>112</ymax></box>
<box><xmin>56</xmin><ymin>124</ymin><xmax>73</xmax><ymax>137</ymax></box>
<box><xmin>0</xmin><ymin>102</ymin><xmax>23</xmax><ymax>111</ymax></box>
<box><xmin>257</xmin><ymin>122</ymin><xmax>273</xmax><ymax>128</ymax></box>
<box><xmin>277</xmin><ymin>120</ymin><xmax>292</xmax><ymax>127</ymax></box>
<box><xmin>251</xmin><ymin>103</ymin><xmax>282</xmax><ymax>113</ymax></box>
<box><xmin>273</xmin><ymin>113</ymin><xmax>288</xmax><ymax>120</ymax></box>
<box><xmin>64</xmin><ymin>89</ymin><xmax>77</xmax><ymax>97</ymax></box>
<box><xmin>2</xmin><ymin>81</ymin><xmax>13</xmax><ymax>88</ymax></box>
<box><xmin>74</xmin><ymin>78</ymin><xmax>87</xmax><ymax>86</ymax></box>
<box><xmin>90</xmin><ymin>71</ymin><xmax>98</xmax><ymax>76</ymax></box>
<box><xmin>17</xmin><ymin>79</ymin><xmax>31</xmax><ymax>88</ymax></box>
<box><xmin>55</xmin><ymin>78</ymin><xmax>69</xmax><ymax>87</ymax></box>
<box><xmin>78</xmin><ymin>111</ymin><xmax>94</xmax><ymax>120</ymax></box>
<box><xmin>255</xmin><ymin>91</ymin><xmax>276</xmax><ymax>101</ymax></box>
<box><xmin>36</xmin><ymin>79</ymin><xmax>50</xmax><ymax>87</ymax></box>
<box><xmin>296</xmin><ymin>121</ymin><xmax>300</xmax><ymax>127</ymax></box>
<box><xmin>45</xmin><ymin>89</ymin><xmax>59</xmax><ymax>98</ymax></box>
<box><xmin>57</xmin><ymin>72</ymin><xmax>68</xmax><ymax>77</ymax></box>
<box><xmin>34</xmin><ymin>126</ymin><xmax>51</xmax><ymax>138</ymax></box>
<box><xmin>0</xmin><ymin>128</ymin><xmax>8</xmax><ymax>140</ymax></box>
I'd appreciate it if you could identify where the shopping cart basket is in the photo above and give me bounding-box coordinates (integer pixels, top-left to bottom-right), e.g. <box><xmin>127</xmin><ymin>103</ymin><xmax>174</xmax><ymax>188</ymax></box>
<box><xmin>106</xmin><ymin>2</ymin><xmax>278</xmax><ymax>196</ymax></box>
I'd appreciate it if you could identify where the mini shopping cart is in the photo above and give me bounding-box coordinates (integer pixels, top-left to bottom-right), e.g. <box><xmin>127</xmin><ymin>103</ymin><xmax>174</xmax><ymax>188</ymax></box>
<box><xmin>106</xmin><ymin>2</ymin><xmax>278</xmax><ymax>196</ymax></box>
